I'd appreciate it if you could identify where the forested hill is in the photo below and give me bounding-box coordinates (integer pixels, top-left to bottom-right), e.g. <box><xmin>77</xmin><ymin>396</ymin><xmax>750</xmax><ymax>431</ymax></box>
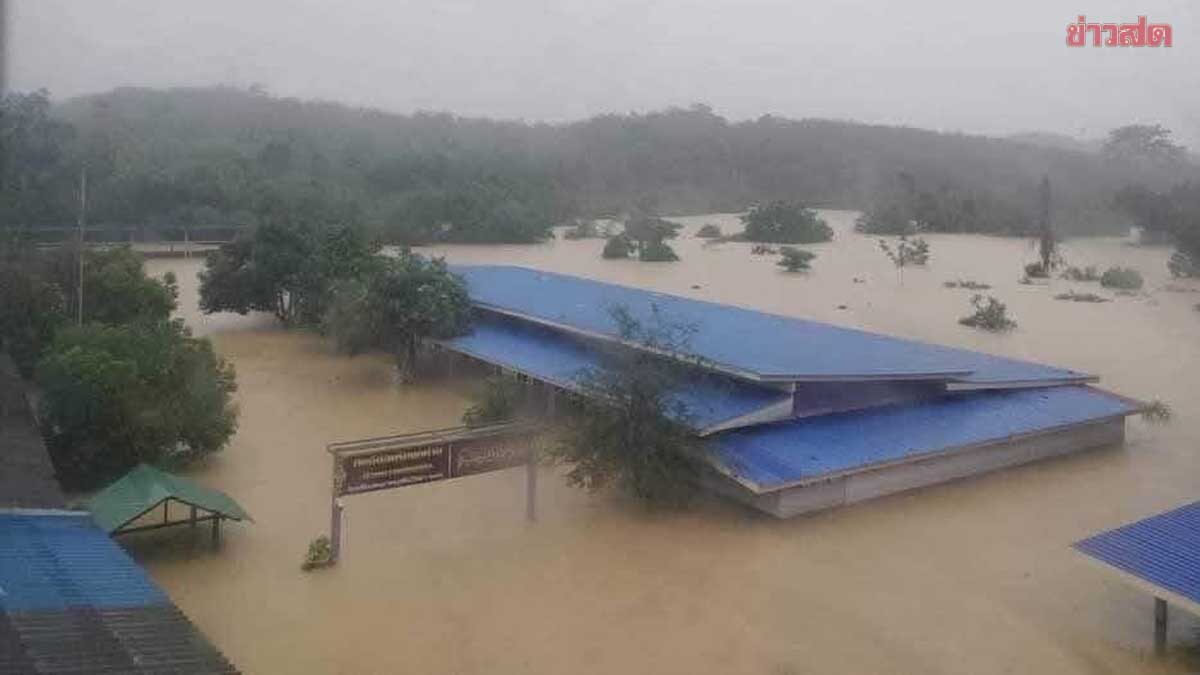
<box><xmin>4</xmin><ymin>86</ymin><xmax>1195</xmax><ymax>240</ymax></box>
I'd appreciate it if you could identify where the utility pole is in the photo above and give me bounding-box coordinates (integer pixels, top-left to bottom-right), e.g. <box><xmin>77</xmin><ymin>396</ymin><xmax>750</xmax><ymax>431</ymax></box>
<box><xmin>76</xmin><ymin>168</ymin><xmax>87</xmax><ymax>325</ymax></box>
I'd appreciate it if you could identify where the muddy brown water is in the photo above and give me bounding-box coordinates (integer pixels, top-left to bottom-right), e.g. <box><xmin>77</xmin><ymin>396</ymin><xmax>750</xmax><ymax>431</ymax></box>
<box><xmin>141</xmin><ymin>211</ymin><xmax>1200</xmax><ymax>674</ymax></box>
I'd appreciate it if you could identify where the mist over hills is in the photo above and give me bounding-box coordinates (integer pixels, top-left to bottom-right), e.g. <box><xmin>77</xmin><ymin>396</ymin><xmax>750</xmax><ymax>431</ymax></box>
<box><xmin>8</xmin><ymin>86</ymin><xmax>1196</xmax><ymax>239</ymax></box>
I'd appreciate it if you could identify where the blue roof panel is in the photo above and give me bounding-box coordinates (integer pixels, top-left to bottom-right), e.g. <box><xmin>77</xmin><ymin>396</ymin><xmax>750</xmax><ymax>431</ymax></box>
<box><xmin>711</xmin><ymin>385</ymin><xmax>1138</xmax><ymax>491</ymax></box>
<box><xmin>0</xmin><ymin>513</ymin><xmax>168</xmax><ymax>612</ymax></box>
<box><xmin>452</xmin><ymin>265</ymin><xmax>1091</xmax><ymax>386</ymax></box>
<box><xmin>1074</xmin><ymin>501</ymin><xmax>1200</xmax><ymax>607</ymax></box>
<box><xmin>441</xmin><ymin>314</ymin><xmax>791</xmax><ymax>432</ymax></box>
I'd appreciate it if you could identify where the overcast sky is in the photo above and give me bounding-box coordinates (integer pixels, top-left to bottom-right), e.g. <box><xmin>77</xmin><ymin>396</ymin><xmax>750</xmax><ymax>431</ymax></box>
<box><xmin>7</xmin><ymin>0</ymin><xmax>1198</xmax><ymax>144</ymax></box>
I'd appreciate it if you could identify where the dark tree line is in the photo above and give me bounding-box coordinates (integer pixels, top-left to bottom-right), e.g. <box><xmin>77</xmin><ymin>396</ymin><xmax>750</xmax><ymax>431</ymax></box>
<box><xmin>3</xmin><ymin>87</ymin><xmax>1197</xmax><ymax>240</ymax></box>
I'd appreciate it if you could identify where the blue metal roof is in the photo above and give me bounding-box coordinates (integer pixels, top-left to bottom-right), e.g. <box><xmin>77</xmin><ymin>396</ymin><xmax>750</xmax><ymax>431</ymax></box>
<box><xmin>452</xmin><ymin>265</ymin><xmax>1092</xmax><ymax>386</ymax></box>
<box><xmin>1075</xmin><ymin>501</ymin><xmax>1200</xmax><ymax>608</ymax></box>
<box><xmin>710</xmin><ymin>385</ymin><xmax>1138</xmax><ymax>491</ymax></box>
<box><xmin>440</xmin><ymin>313</ymin><xmax>792</xmax><ymax>433</ymax></box>
<box><xmin>0</xmin><ymin>513</ymin><xmax>168</xmax><ymax>612</ymax></box>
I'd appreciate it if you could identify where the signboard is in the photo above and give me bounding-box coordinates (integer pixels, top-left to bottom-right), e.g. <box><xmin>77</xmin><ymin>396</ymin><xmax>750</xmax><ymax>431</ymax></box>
<box><xmin>329</xmin><ymin>423</ymin><xmax>541</xmax><ymax>497</ymax></box>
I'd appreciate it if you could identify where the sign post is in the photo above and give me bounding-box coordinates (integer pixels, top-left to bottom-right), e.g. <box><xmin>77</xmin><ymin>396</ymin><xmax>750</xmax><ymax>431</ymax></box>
<box><xmin>326</xmin><ymin>421</ymin><xmax>542</xmax><ymax>562</ymax></box>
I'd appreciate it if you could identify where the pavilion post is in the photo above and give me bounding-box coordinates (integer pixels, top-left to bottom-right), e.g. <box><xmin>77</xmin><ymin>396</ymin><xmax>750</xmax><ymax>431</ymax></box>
<box><xmin>211</xmin><ymin>516</ymin><xmax>220</xmax><ymax>547</ymax></box>
<box><xmin>190</xmin><ymin>504</ymin><xmax>197</xmax><ymax>528</ymax></box>
<box><xmin>1154</xmin><ymin>597</ymin><xmax>1168</xmax><ymax>655</ymax></box>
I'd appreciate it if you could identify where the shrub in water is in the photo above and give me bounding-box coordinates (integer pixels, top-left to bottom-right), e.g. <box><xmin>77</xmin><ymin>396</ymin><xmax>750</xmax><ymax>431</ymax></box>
<box><xmin>1054</xmin><ymin>290</ymin><xmax>1109</xmax><ymax>303</ymax></box>
<box><xmin>1024</xmin><ymin>262</ymin><xmax>1049</xmax><ymax>279</ymax></box>
<box><xmin>776</xmin><ymin>246</ymin><xmax>816</xmax><ymax>272</ymax></box>
<box><xmin>943</xmin><ymin>279</ymin><xmax>992</xmax><ymax>290</ymax></box>
<box><xmin>1060</xmin><ymin>265</ymin><xmax>1100</xmax><ymax>282</ymax></box>
<box><xmin>695</xmin><ymin>224</ymin><xmax>722</xmax><ymax>238</ymax></box>
<box><xmin>639</xmin><ymin>239</ymin><xmax>679</xmax><ymax>262</ymax></box>
<box><xmin>958</xmin><ymin>294</ymin><xmax>1017</xmax><ymax>331</ymax></box>
<box><xmin>302</xmin><ymin>535</ymin><xmax>334</xmax><ymax>571</ymax></box>
<box><xmin>1099</xmin><ymin>266</ymin><xmax>1144</xmax><ymax>290</ymax></box>
<box><xmin>602</xmin><ymin>235</ymin><xmax>633</xmax><ymax>259</ymax></box>
<box><xmin>1142</xmin><ymin>399</ymin><xmax>1172</xmax><ymax>424</ymax></box>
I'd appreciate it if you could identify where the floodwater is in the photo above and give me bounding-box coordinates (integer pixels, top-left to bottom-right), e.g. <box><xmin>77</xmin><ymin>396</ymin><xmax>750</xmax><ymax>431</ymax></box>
<box><xmin>141</xmin><ymin>211</ymin><xmax>1200</xmax><ymax>674</ymax></box>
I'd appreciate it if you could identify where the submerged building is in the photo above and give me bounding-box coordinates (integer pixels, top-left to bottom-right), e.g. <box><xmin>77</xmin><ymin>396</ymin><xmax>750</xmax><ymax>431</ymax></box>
<box><xmin>440</xmin><ymin>266</ymin><xmax>1144</xmax><ymax>518</ymax></box>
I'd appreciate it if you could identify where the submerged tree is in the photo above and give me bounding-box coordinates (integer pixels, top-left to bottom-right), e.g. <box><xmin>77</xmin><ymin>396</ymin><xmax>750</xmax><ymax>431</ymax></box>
<box><xmin>323</xmin><ymin>250</ymin><xmax>472</xmax><ymax>378</ymax></box>
<box><xmin>551</xmin><ymin>307</ymin><xmax>705</xmax><ymax>507</ymax></box>
<box><xmin>958</xmin><ymin>295</ymin><xmax>1017</xmax><ymax>332</ymax></box>
<box><xmin>1035</xmin><ymin>175</ymin><xmax>1061</xmax><ymax>275</ymax></box>
<box><xmin>741</xmin><ymin>201</ymin><xmax>833</xmax><ymax>244</ymax></box>
<box><xmin>36</xmin><ymin>319</ymin><xmax>238</xmax><ymax>489</ymax></box>
<box><xmin>776</xmin><ymin>246</ymin><xmax>816</xmax><ymax>272</ymax></box>
<box><xmin>878</xmin><ymin>235</ymin><xmax>930</xmax><ymax>284</ymax></box>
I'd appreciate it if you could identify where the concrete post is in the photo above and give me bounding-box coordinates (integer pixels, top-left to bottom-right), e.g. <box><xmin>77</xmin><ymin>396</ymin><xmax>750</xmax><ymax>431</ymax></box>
<box><xmin>330</xmin><ymin>498</ymin><xmax>344</xmax><ymax>562</ymax></box>
<box><xmin>211</xmin><ymin>516</ymin><xmax>220</xmax><ymax>548</ymax></box>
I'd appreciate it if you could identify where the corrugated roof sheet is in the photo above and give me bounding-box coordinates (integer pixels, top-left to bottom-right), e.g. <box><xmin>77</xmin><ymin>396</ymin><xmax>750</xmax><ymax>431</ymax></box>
<box><xmin>0</xmin><ymin>513</ymin><xmax>238</xmax><ymax>673</ymax></box>
<box><xmin>1074</xmin><ymin>501</ymin><xmax>1200</xmax><ymax>609</ymax></box>
<box><xmin>88</xmin><ymin>464</ymin><xmax>251</xmax><ymax>534</ymax></box>
<box><xmin>710</xmin><ymin>385</ymin><xmax>1139</xmax><ymax>492</ymax></box>
<box><xmin>453</xmin><ymin>265</ymin><xmax>1093</xmax><ymax>386</ymax></box>
<box><xmin>439</xmin><ymin>313</ymin><xmax>792</xmax><ymax>433</ymax></box>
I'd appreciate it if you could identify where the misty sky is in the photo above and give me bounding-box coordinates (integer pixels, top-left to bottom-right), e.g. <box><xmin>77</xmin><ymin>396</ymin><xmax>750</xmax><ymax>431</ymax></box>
<box><xmin>7</xmin><ymin>0</ymin><xmax>1198</xmax><ymax>144</ymax></box>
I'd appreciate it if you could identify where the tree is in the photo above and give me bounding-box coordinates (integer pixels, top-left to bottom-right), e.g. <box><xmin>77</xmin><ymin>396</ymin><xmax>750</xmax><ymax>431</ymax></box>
<box><xmin>878</xmin><ymin>236</ymin><xmax>930</xmax><ymax>284</ymax></box>
<box><xmin>1102</xmin><ymin>124</ymin><xmax>1186</xmax><ymax>166</ymax></box>
<box><xmin>0</xmin><ymin>90</ymin><xmax>77</xmax><ymax>226</ymax></box>
<box><xmin>741</xmin><ymin>201</ymin><xmax>833</xmax><ymax>244</ymax></box>
<box><xmin>35</xmin><ymin>319</ymin><xmax>238</xmax><ymax>489</ymax></box>
<box><xmin>0</xmin><ymin>257</ymin><xmax>67</xmax><ymax>377</ymax></box>
<box><xmin>324</xmin><ymin>250</ymin><xmax>472</xmax><ymax>377</ymax></box>
<box><xmin>1036</xmin><ymin>175</ymin><xmax>1061</xmax><ymax>274</ymax></box>
<box><xmin>958</xmin><ymin>295</ymin><xmax>1017</xmax><ymax>332</ymax></box>
<box><xmin>602</xmin><ymin>234</ymin><xmax>633</xmax><ymax>259</ymax></box>
<box><xmin>551</xmin><ymin>307</ymin><xmax>705</xmax><ymax>507</ymax></box>
<box><xmin>200</xmin><ymin>220</ymin><xmax>377</xmax><ymax>326</ymax></box>
<box><xmin>776</xmin><ymin>246</ymin><xmax>816</xmax><ymax>272</ymax></box>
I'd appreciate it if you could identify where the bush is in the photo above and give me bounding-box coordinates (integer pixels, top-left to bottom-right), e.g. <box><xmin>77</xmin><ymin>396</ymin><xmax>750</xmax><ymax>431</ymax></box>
<box><xmin>1142</xmin><ymin>399</ymin><xmax>1172</xmax><ymax>424</ymax></box>
<box><xmin>1099</xmin><ymin>266</ymin><xmax>1144</xmax><ymax>290</ymax></box>
<box><xmin>301</xmin><ymin>536</ymin><xmax>334</xmax><ymax>570</ymax></box>
<box><xmin>1024</xmin><ymin>262</ymin><xmax>1049</xmax><ymax>279</ymax></box>
<box><xmin>777</xmin><ymin>247</ymin><xmax>816</xmax><ymax>272</ymax></box>
<box><xmin>639</xmin><ymin>239</ymin><xmax>679</xmax><ymax>262</ymax></box>
<box><xmin>740</xmin><ymin>201</ymin><xmax>833</xmax><ymax>244</ymax></box>
<box><xmin>943</xmin><ymin>279</ymin><xmax>991</xmax><ymax>290</ymax></box>
<box><xmin>602</xmin><ymin>235</ymin><xmax>633</xmax><ymax>259</ymax></box>
<box><xmin>36</xmin><ymin>320</ymin><xmax>238</xmax><ymax>489</ymax></box>
<box><xmin>695</xmin><ymin>224</ymin><xmax>722</xmax><ymax>238</ymax></box>
<box><xmin>1056</xmin><ymin>288</ymin><xmax>1108</xmax><ymax>300</ymax></box>
<box><xmin>958</xmin><ymin>295</ymin><xmax>1017</xmax><ymax>331</ymax></box>
<box><xmin>563</xmin><ymin>220</ymin><xmax>600</xmax><ymax>240</ymax></box>
<box><xmin>1060</xmin><ymin>265</ymin><xmax>1101</xmax><ymax>282</ymax></box>
<box><xmin>855</xmin><ymin>204</ymin><xmax>917</xmax><ymax>235</ymax></box>
<box><xmin>1167</xmin><ymin>251</ymin><xmax>1199</xmax><ymax>279</ymax></box>
<box><xmin>463</xmin><ymin>375</ymin><xmax>526</xmax><ymax>426</ymax></box>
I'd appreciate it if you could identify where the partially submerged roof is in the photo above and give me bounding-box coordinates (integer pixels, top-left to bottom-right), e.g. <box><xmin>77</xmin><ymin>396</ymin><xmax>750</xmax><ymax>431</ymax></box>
<box><xmin>710</xmin><ymin>385</ymin><xmax>1140</xmax><ymax>493</ymax></box>
<box><xmin>88</xmin><ymin>464</ymin><xmax>251</xmax><ymax>534</ymax></box>
<box><xmin>1075</xmin><ymin>500</ymin><xmax>1200</xmax><ymax>615</ymax></box>
<box><xmin>453</xmin><ymin>265</ymin><xmax>1093</xmax><ymax>387</ymax></box>
<box><xmin>0</xmin><ymin>512</ymin><xmax>239</xmax><ymax>673</ymax></box>
<box><xmin>439</xmin><ymin>313</ymin><xmax>793</xmax><ymax>434</ymax></box>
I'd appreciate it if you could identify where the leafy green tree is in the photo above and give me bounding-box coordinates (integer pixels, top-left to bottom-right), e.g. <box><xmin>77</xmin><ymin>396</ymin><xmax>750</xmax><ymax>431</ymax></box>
<box><xmin>639</xmin><ymin>239</ymin><xmax>679</xmax><ymax>262</ymax></box>
<box><xmin>601</xmin><ymin>234</ymin><xmax>633</xmax><ymax>259</ymax></box>
<box><xmin>741</xmin><ymin>201</ymin><xmax>833</xmax><ymax>244</ymax></box>
<box><xmin>0</xmin><ymin>259</ymin><xmax>67</xmax><ymax>377</ymax></box>
<box><xmin>35</xmin><ymin>319</ymin><xmax>238</xmax><ymax>489</ymax></box>
<box><xmin>76</xmin><ymin>247</ymin><xmax>177</xmax><ymax>326</ymax></box>
<box><xmin>1036</xmin><ymin>176</ymin><xmax>1061</xmax><ymax>274</ymax></box>
<box><xmin>200</xmin><ymin>220</ymin><xmax>377</xmax><ymax>326</ymax></box>
<box><xmin>551</xmin><ymin>307</ymin><xmax>705</xmax><ymax>507</ymax></box>
<box><xmin>879</xmin><ymin>236</ymin><xmax>930</xmax><ymax>284</ymax></box>
<box><xmin>777</xmin><ymin>246</ymin><xmax>816</xmax><ymax>272</ymax></box>
<box><xmin>324</xmin><ymin>250</ymin><xmax>472</xmax><ymax>377</ymax></box>
<box><xmin>958</xmin><ymin>295</ymin><xmax>1017</xmax><ymax>332</ymax></box>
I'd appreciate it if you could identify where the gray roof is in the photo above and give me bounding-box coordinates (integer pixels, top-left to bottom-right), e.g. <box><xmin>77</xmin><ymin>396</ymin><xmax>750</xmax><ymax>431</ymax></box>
<box><xmin>0</xmin><ymin>355</ymin><xmax>65</xmax><ymax>510</ymax></box>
